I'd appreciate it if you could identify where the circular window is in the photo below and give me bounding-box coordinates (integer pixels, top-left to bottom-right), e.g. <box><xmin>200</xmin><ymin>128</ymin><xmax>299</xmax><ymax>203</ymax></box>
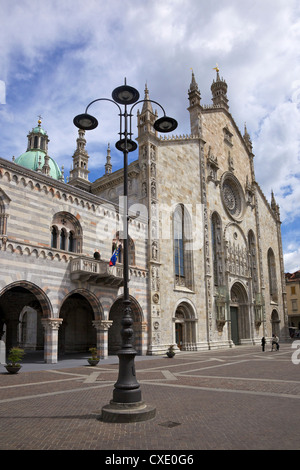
<box><xmin>221</xmin><ymin>173</ymin><xmax>244</xmax><ymax>220</ymax></box>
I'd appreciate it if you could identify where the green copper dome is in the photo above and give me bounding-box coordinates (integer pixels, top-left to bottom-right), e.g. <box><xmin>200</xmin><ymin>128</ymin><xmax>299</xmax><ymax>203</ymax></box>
<box><xmin>32</xmin><ymin>126</ymin><xmax>47</xmax><ymax>135</ymax></box>
<box><xmin>14</xmin><ymin>119</ymin><xmax>63</xmax><ymax>181</ymax></box>
<box><xmin>15</xmin><ymin>150</ymin><xmax>63</xmax><ymax>180</ymax></box>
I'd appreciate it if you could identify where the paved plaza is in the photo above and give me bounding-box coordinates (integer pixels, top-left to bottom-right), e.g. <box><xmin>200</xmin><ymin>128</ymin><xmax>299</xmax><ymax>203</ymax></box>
<box><xmin>0</xmin><ymin>343</ymin><xmax>299</xmax><ymax>452</ymax></box>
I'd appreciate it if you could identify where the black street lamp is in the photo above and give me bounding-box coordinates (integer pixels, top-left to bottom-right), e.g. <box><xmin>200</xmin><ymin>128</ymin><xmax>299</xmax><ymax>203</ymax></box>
<box><xmin>73</xmin><ymin>79</ymin><xmax>177</xmax><ymax>422</ymax></box>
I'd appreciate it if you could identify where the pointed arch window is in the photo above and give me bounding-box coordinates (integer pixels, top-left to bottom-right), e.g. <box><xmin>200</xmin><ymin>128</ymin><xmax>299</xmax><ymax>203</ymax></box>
<box><xmin>174</xmin><ymin>207</ymin><xmax>185</xmax><ymax>278</ymax></box>
<box><xmin>268</xmin><ymin>248</ymin><xmax>278</xmax><ymax>303</ymax></box>
<box><xmin>173</xmin><ymin>205</ymin><xmax>193</xmax><ymax>290</ymax></box>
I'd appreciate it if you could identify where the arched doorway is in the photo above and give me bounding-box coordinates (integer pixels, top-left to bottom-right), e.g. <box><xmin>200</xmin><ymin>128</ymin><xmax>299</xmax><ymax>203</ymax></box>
<box><xmin>174</xmin><ymin>301</ymin><xmax>197</xmax><ymax>350</ymax></box>
<box><xmin>230</xmin><ymin>282</ymin><xmax>250</xmax><ymax>345</ymax></box>
<box><xmin>59</xmin><ymin>293</ymin><xmax>97</xmax><ymax>354</ymax></box>
<box><xmin>0</xmin><ymin>282</ymin><xmax>50</xmax><ymax>352</ymax></box>
<box><xmin>108</xmin><ymin>296</ymin><xmax>143</xmax><ymax>355</ymax></box>
<box><xmin>271</xmin><ymin>309</ymin><xmax>280</xmax><ymax>336</ymax></box>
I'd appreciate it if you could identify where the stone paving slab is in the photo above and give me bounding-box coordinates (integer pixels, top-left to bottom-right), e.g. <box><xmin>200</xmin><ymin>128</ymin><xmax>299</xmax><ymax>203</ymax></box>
<box><xmin>0</xmin><ymin>344</ymin><xmax>299</xmax><ymax>452</ymax></box>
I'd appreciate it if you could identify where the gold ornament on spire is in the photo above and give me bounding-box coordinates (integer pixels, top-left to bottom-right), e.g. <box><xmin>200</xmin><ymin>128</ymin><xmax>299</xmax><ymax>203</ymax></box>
<box><xmin>213</xmin><ymin>64</ymin><xmax>220</xmax><ymax>73</ymax></box>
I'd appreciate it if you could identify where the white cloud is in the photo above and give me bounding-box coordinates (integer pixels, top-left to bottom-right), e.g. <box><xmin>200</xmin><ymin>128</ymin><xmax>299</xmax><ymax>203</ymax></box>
<box><xmin>284</xmin><ymin>249</ymin><xmax>300</xmax><ymax>273</ymax></box>
<box><xmin>0</xmin><ymin>0</ymin><xmax>300</xmax><ymax>268</ymax></box>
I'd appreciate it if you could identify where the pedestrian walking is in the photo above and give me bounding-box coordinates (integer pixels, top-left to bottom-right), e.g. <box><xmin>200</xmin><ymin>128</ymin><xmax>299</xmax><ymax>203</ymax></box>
<box><xmin>261</xmin><ymin>336</ymin><xmax>266</xmax><ymax>352</ymax></box>
<box><xmin>271</xmin><ymin>334</ymin><xmax>279</xmax><ymax>351</ymax></box>
<box><xmin>271</xmin><ymin>334</ymin><xmax>276</xmax><ymax>351</ymax></box>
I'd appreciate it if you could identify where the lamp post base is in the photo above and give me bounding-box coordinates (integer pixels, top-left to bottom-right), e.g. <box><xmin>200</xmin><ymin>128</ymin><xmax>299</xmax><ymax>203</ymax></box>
<box><xmin>100</xmin><ymin>400</ymin><xmax>156</xmax><ymax>423</ymax></box>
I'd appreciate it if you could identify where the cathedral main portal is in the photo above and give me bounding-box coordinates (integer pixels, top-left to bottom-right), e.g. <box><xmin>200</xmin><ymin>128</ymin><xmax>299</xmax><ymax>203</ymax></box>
<box><xmin>230</xmin><ymin>282</ymin><xmax>250</xmax><ymax>345</ymax></box>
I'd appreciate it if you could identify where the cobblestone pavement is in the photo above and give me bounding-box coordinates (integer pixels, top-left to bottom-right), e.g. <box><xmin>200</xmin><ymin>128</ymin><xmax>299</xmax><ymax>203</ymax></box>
<box><xmin>0</xmin><ymin>343</ymin><xmax>299</xmax><ymax>452</ymax></box>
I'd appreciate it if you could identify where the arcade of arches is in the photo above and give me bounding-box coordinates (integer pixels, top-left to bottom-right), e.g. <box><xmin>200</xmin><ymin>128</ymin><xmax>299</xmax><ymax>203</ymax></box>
<box><xmin>0</xmin><ymin>282</ymin><xmax>145</xmax><ymax>363</ymax></box>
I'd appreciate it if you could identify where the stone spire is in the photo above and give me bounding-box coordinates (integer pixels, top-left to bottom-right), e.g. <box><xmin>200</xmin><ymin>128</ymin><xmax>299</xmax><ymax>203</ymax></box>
<box><xmin>137</xmin><ymin>84</ymin><xmax>157</xmax><ymax>138</ymax></box>
<box><xmin>105</xmin><ymin>143</ymin><xmax>112</xmax><ymax>175</ymax></box>
<box><xmin>187</xmin><ymin>70</ymin><xmax>202</xmax><ymax>137</ymax></box>
<box><xmin>243</xmin><ymin>123</ymin><xmax>253</xmax><ymax>152</ymax></box>
<box><xmin>141</xmin><ymin>83</ymin><xmax>154</xmax><ymax>114</ymax></box>
<box><xmin>188</xmin><ymin>70</ymin><xmax>201</xmax><ymax>107</ymax></box>
<box><xmin>211</xmin><ymin>65</ymin><xmax>229</xmax><ymax>110</ymax></box>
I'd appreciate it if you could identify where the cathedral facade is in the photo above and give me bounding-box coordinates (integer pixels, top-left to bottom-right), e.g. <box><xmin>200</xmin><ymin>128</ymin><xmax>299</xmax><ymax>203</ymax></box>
<box><xmin>0</xmin><ymin>71</ymin><xmax>288</xmax><ymax>363</ymax></box>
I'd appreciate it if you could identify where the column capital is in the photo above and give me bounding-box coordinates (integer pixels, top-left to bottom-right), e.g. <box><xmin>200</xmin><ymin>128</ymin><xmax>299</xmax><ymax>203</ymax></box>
<box><xmin>92</xmin><ymin>320</ymin><xmax>113</xmax><ymax>331</ymax></box>
<box><xmin>41</xmin><ymin>318</ymin><xmax>63</xmax><ymax>330</ymax></box>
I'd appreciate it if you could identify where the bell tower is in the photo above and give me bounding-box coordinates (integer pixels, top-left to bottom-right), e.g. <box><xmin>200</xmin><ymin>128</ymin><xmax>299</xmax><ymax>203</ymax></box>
<box><xmin>211</xmin><ymin>66</ymin><xmax>229</xmax><ymax>110</ymax></box>
<box><xmin>69</xmin><ymin>129</ymin><xmax>91</xmax><ymax>191</ymax></box>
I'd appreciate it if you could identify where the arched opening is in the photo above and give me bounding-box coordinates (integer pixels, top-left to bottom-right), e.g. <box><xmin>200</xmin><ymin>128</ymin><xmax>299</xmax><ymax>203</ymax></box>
<box><xmin>174</xmin><ymin>301</ymin><xmax>197</xmax><ymax>350</ymax></box>
<box><xmin>230</xmin><ymin>282</ymin><xmax>250</xmax><ymax>345</ymax></box>
<box><xmin>0</xmin><ymin>283</ymin><xmax>48</xmax><ymax>352</ymax></box>
<box><xmin>108</xmin><ymin>297</ymin><xmax>143</xmax><ymax>355</ymax></box>
<box><xmin>58</xmin><ymin>293</ymin><xmax>96</xmax><ymax>355</ymax></box>
<box><xmin>271</xmin><ymin>309</ymin><xmax>280</xmax><ymax>336</ymax></box>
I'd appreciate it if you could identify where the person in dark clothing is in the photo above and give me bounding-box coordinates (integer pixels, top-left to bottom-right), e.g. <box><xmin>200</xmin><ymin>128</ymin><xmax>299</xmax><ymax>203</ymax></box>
<box><xmin>261</xmin><ymin>336</ymin><xmax>266</xmax><ymax>352</ymax></box>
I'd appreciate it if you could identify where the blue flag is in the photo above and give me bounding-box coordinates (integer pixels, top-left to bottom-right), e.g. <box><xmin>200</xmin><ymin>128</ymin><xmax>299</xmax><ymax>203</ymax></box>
<box><xmin>109</xmin><ymin>246</ymin><xmax>120</xmax><ymax>266</ymax></box>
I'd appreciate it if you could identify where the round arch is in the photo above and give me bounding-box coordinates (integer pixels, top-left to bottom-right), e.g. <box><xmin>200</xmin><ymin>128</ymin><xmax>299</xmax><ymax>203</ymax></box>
<box><xmin>58</xmin><ymin>289</ymin><xmax>103</xmax><ymax>354</ymax></box>
<box><xmin>59</xmin><ymin>288</ymin><xmax>104</xmax><ymax>321</ymax></box>
<box><xmin>0</xmin><ymin>280</ymin><xmax>52</xmax><ymax>351</ymax></box>
<box><xmin>173</xmin><ymin>299</ymin><xmax>197</xmax><ymax>350</ymax></box>
<box><xmin>0</xmin><ymin>280</ymin><xmax>52</xmax><ymax>318</ymax></box>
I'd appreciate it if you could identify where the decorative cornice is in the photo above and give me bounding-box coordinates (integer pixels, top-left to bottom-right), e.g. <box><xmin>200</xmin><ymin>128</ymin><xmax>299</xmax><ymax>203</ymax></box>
<box><xmin>0</xmin><ymin>156</ymin><xmax>114</xmax><ymax>210</ymax></box>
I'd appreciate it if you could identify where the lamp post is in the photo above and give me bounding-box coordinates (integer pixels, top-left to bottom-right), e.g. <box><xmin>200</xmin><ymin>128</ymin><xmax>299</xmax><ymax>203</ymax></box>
<box><xmin>73</xmin><ymin>79</ymin><xmax>177</xmax><ymax>422</ymax></box>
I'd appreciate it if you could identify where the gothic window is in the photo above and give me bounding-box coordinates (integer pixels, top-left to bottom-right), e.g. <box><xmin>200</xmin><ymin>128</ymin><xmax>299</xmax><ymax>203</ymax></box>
<box><xmin>50</xmin><ymin>212</ymin><xmax>82</xmax><ymax>253</ymax></box>
<box><xmin>174</xmin><ymin>205</ymin><xmax>185</xmax><ymax>279</ymax></box>
<box><xmin>267</xmin><ymin>248</ymin><xmax>278</xmax><ymax>303</ymax></box>
<box><xmin>173</xmin><ymin>205</ymin><xmax>193</xmax><ymax>289</ymax></box>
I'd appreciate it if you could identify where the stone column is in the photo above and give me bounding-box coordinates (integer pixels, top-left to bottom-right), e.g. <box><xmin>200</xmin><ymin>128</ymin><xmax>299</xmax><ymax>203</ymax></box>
<box><xmin>41</xmin><ymin>318</ymin><xmax>63</xmax><ymax>364</ymax></box>
<box><xmin>92</xmin><ymin>320</ymin><xmax>113</xmax><ymax>359</ymax></box>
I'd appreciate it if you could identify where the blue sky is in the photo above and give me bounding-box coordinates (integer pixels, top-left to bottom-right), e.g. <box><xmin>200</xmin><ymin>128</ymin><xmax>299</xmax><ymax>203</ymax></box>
<box><xmin>0</xmin><ymin>0</ymin><xmax>299</xmax><ymax>272</ymax></box>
